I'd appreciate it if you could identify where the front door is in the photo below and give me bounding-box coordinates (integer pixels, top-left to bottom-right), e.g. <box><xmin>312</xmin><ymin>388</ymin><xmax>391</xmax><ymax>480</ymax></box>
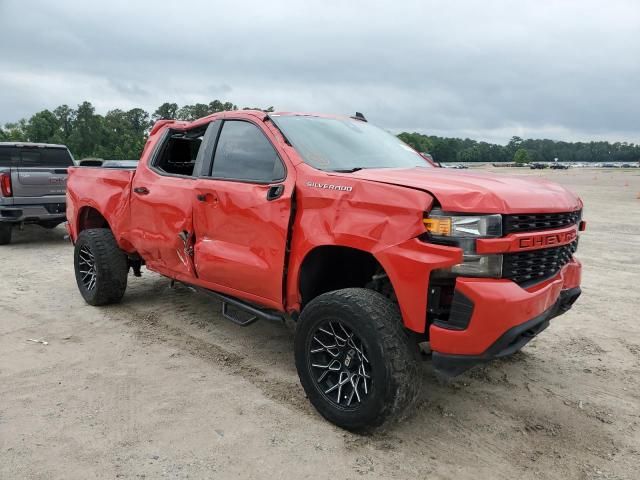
<box><xmin>192</xmin><ymin>119</ymin><xmax>294</xmax><ymax>309</ymax></box>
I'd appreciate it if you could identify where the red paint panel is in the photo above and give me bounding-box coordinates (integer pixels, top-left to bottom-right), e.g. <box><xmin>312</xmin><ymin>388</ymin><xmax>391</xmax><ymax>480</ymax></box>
<box><xmin>347</xmin><ymin>167</ymin><xmax>583</xmax><ymax>214</ymax></box>
<box><xmin>375</xmin><ymin>239</ymin><xmax>462</xmax><ymax>332</ymax></box>
<box><xmin>128</xmin><ymin>166</ymin><xmax>197</xmax><ymax>278</ymax></box>
<box><xmin>285</xmin><ymin>162</ymin><xmax>436</xmax><ymax>317</ymax></box>
<box><xmin>429</xmin><ymin>259</ymin><xmax>582</xmax><ymax>355</ymax></box>
<box><xmin>66</xmin><ymin>167</ymin><xmax>134</xmax><ymax>247</ymax></box>
<box><xmin>191</xmin><ymin>176</ymin><xmax>294</xmax><ymax>306</ymax></box>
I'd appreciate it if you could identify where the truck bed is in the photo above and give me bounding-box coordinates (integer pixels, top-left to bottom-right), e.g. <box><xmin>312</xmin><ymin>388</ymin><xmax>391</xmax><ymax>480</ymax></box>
<box><xmin>66</xmin><ymin>166</ymin><xmax>135</xmax><ymax>244</ymax></box>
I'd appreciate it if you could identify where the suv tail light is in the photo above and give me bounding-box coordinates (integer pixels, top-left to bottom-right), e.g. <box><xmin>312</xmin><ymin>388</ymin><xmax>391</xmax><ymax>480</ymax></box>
<box><xmin>0</xmin><ymin>173</ymin><xmax>12</xmax><ymax>197</ymax></box>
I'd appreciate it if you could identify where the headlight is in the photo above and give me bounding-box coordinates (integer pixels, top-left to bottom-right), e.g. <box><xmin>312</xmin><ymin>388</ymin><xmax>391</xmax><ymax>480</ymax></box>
<box><xmin>424</xmin><ymin>209</ymin><xmax>503</xmax><ymax>277</ymax></box>
<box><xmin>424</xmin><ymin>210</ymin><xmax>502</xmax><ymax>238</ymax></box>
<box><xmin>451</xmin><ymin>254</ymin><xmax>503</xmax><ymax>277</ymax></box>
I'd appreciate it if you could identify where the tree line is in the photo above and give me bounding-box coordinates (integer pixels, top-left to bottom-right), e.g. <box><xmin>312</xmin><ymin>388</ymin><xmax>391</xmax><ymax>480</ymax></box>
<box><xmin>1</xmin><ymin>100</ymin><xmax>638</xmax><ymax>163</ymax></box>
<box><xmin>0</xmin><ymin>100</ymin><xmax>273</xmax><ymax>160</ymax></box>
<box><xmin>398</xmin><ymin>132</ymin><xmax>640</xmax><ymax>164</ymax></box>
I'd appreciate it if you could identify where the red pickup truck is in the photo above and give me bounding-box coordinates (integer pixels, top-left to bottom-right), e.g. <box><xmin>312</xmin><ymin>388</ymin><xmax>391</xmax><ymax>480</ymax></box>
<box><xmin>66</xmin><ymin>110</ymin><xmax>583</xmax><ymax>430</ymax></box>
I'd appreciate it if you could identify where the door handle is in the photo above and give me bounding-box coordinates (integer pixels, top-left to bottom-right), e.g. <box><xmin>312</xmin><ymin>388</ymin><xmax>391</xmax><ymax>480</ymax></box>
<box><xmin>197</xmin><ymin>193</ymin><xmax>219</xmax><ymax>205</ymax></box>
<box><xmin>133</xmin><ymin>186</ymin><xmax>149</xmax><ymax>195</ymax></box>
<box><xmin>267</xmin><ymin>184</ymin><xmax>284</xmax><ymax>201</ymax></box>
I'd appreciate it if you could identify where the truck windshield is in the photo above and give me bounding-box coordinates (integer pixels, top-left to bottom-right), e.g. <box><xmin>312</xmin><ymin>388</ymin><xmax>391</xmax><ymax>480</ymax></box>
<box><xmin>271</xmin><ymin>115</ymin><xmax>431</xmax><ymax>171</ymax></box>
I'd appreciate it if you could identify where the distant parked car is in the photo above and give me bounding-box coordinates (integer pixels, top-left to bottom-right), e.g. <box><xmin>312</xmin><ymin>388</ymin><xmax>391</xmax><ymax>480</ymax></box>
<box><xmin>453</xmin><ymin>164</ymin><xmax>469</xmax><ymax>169</ymax></box>
<box><xmin>550</xmin><ymin>163</ymin><xmax>569</xmax><ymax>170</ymax></box>
<box><xmin>103</xmin><ymin>160</ymin><xmax>138</xmax><ymax>168</ymax></box>
<box><xmin>530</xmin><ymin>163</ymin><xmax>548</xmax><ymax>169</ymax></box>
<box><xmin>79</xmin><ymin>158</ymin><xmax>138</xmax><ymax>169</ymax></box>
<box><xmin>77</xmin><ymin>158</ymin><xmax>104</xmax><ymax>166</ymax></box>
<box><xmin>0</xmin><ymin>142</ymin><xmax>74</xmax><ymax>245</ymax></box>
<box><xmin>419</xmin><ymin>152</ymin><xmax>441</xmax><ymax>167</ymax></box>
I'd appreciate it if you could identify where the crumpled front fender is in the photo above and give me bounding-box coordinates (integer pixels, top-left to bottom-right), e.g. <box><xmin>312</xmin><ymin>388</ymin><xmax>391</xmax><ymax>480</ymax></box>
<box><xmin>375</xmin><ymin>239</ymin><xmax>462</xmax><ymax>333</ymax></box>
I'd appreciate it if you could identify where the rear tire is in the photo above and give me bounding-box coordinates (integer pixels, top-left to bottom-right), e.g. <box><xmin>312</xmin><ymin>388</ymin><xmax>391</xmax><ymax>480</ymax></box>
<box><xmin>0</xmin><ymin>223</ymin><xmax>12</xmax><ymax>245</ymax></box>
<box><xmin>74</xmin><ymin>228</ymin><xmax>128</xmax><ymax>306</ymax></box>
<box><xmin>294</xmin><ymin>288</ymin><xmax>421</xmax><ymax>431</ymax></box>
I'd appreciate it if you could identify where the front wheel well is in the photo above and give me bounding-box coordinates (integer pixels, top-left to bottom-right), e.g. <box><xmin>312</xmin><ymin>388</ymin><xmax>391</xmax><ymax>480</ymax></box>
<box><xmin>298</xmin><ymin>246</ymin><xmax>396</xmax><ymax>308</ymax></box>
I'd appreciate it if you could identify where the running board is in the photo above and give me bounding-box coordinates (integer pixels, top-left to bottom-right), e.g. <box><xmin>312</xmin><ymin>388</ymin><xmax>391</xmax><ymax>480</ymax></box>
<box><xmin>188</xmin><ymin>285</ymin><xmax>285</xmax><ymax>326</ymax></box>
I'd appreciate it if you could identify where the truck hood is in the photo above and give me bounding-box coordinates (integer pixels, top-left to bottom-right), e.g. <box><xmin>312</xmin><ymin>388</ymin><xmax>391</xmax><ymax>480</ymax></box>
<box><xmin>342</xmin><ymin>167</ymin><xmax>582</xmax><ymax>214</ymax></box>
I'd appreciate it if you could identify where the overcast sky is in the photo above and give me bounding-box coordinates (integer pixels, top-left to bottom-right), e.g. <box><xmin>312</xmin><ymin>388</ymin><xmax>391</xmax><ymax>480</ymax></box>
<box><xmin>0</xmin><ymin>0</ymin><xmax>638</xmax><ymax>143</ymax></box>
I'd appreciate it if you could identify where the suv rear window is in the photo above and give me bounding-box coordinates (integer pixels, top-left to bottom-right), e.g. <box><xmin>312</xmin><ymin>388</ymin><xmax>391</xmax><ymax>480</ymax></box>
<box><xmin>19</xmin><ymin>148</ymin><xmax>74</xmax><ymax>168</ymax></box>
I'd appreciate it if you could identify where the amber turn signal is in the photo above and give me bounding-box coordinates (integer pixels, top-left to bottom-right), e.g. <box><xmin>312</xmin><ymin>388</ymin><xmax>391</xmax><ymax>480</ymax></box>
<box><xmin>424</xmin><ymin>217</ymin><xmax>451</xmax><ymax>236</ymax></box>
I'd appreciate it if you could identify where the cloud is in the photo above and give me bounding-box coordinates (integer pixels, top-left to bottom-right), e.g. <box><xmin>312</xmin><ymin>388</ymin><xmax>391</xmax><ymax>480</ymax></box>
<box><xmin>0</xmin><ymin>0</ymin><xmax>638</xmax><ymax>143</ymax></box>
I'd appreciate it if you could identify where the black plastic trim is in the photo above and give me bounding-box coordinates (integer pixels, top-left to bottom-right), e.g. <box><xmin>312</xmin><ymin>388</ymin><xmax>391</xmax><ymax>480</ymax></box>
<box><xmin>433</xmin><ymin>290</ymin><xmax>474</xmax><ymax>330</ymax></box>
<box><xmin>192</xmin><ymin>285</ymin><xmax>285</xmax><ymax>324</ymax></box>
<box><xmin>432</xmin><ymin>287</ymin><xmax>581</xmax><ymax>377</ymax></box>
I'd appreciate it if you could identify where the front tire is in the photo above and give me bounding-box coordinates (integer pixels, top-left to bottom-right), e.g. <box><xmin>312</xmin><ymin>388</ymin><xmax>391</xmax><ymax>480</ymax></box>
<box><xmin>74</xmin><ymin>228</ymin><xmax>128</xmax><ymax>306</ymax></box>
<box><xmin>0</xmin><ymin>223</ymin><xmax>12</xmax><ymax>245</ymax></box>
<box><xmin>294</xmin><ymin>288</ymin><xmax>421</xmax><ymax>431</ymax></box>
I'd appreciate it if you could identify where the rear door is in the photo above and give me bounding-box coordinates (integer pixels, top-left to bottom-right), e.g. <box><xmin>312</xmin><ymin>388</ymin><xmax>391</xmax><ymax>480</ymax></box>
<box><xmin>12</xmin><ymin>146</ymin><xmax>74</xmax><ymax>198</ymax></box>
<box><xmin>128</xmin><ymin>126</ymin><xmax>207</xmax><ymax>279</ymax></box>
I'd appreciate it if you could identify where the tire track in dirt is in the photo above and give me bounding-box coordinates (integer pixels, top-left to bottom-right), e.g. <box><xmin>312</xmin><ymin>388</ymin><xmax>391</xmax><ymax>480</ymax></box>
<box><xmin>98</xmin><ymin>289</ymin><xmax>314</xmax><ymax>416</ymax></box>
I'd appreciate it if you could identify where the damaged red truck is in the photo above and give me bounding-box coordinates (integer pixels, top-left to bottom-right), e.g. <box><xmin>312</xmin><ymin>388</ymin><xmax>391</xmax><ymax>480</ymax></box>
<box><xmin>66</xmin><ymin>111</ymin><xmax>584</xmax><ymax>430</ymax></box>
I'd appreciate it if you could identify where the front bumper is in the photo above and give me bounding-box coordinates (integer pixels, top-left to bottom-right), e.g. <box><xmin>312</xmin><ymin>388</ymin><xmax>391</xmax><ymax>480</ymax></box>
<box><xmin>430</xmin><ymin>258</ymin><xmax>582</xmax><ymax>377</ymax></box>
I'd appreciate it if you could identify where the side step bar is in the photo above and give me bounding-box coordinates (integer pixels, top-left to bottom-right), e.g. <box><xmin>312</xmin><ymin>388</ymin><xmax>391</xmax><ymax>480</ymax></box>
<box><xmin>185</xmin><ymin>284</ymin><xmax>284</xmax><ymax>327</ymax></box>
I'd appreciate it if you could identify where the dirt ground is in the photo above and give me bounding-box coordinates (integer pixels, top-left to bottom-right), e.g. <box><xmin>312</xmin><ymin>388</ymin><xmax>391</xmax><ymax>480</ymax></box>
<box><xmin>1</xmin><ymin>168</ymin><xmax>639</xmax><ymax>480</ymax></box>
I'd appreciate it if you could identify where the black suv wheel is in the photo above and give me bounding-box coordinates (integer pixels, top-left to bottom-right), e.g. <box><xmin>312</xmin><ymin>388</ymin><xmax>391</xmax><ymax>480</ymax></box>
<box><xmin>294</xmin><ymin>288</ymin><xmax>421</xmax><ymax>431</ymax></box>
<box><xmin>74</xmin><ymin>228</ymin><xmax>128</xmax><ymax>306</ymax></box>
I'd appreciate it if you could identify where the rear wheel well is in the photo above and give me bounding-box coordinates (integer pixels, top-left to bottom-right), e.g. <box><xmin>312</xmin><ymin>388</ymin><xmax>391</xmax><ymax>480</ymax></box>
<box><xmin>298</xmin><ymin>246</ymin><xmax>396</xmax><ymax>308</ymax></box>
<box><xmin>77</xmin><ymin>207</ymin><xmax>110</xmax><ymax>233</ymax></box>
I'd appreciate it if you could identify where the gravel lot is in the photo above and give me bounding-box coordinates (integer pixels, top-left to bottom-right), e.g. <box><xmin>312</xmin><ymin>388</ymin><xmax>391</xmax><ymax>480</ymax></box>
<box><xmin>1</xmin><ymin>168</ymin><xmax>639</xmax><ymax>480</ymax></box>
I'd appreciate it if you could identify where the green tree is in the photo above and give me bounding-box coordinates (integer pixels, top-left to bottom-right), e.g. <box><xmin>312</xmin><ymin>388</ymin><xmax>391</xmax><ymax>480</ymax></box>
<box><xmin>210</xmin><ymin>100</ymin><xmax>238</xmax><ymax>112</ymax></box>
<box><xmin>513</xmin><ymin>148</ymin><xmax>529</xmax><ymax>164</ymax></box>
<box><xmin>1</xmin><ymin>120</ymin><xmax>28</xmax><ymax>141</ymax></box>
<box><xmin>53</xmin><ymin>105</ymin><xmax>75</xmax><ymax>144</ymax></box>
<box><xmin>152</xmin><ymin>102</ymin><xmax>179</xmax><ymax>121</ymax></box>
<box><xmin>242</xmin><ymin>105</ymin><xmax>274</xmax><ymax>112</ymax></box>
<box><xmin>176</xmin><ymin>103</ymin><xmax>211</xmax><ymax>121</ymax></box>
<box><xmin>68</xmin><ymin>101</ymin><xmax>102</xmax><ymax>158</ymax></box>
<box><xmin>25</xmin><ymin>110</ymin><xmax>61</xmax><ymax>143</ymax></box>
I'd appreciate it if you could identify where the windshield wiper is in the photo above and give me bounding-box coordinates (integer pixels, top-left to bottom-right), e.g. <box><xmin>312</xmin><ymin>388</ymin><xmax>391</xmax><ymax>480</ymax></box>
<box><xmin>331</xmin><ymin>167</ymin><xmax>365</xmax><ymax>173</ymax></box>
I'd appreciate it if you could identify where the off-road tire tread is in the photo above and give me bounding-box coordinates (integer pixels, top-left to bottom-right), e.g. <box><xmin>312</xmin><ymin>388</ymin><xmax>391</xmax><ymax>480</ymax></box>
<box><xmin>295</xmin><ymin>288</ymin><xmax>422</xmax><ymax>431</ymax></box>
<box><xmin>74</xmin><ymin>228</ymin><xmax>127</xmax><ymax>306</ymax></box>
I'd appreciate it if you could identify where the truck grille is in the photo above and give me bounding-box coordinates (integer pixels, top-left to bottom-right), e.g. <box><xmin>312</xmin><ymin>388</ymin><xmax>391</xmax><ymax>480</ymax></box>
<box><xmin>503</xmin><ymin>210</ymin><xmax>581</xmax><ymax>234</ymax></box>
<box><xmin>503</xmin><ymin>240</ymin><xmax>577</xmax><ymax>285</ymax></box>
